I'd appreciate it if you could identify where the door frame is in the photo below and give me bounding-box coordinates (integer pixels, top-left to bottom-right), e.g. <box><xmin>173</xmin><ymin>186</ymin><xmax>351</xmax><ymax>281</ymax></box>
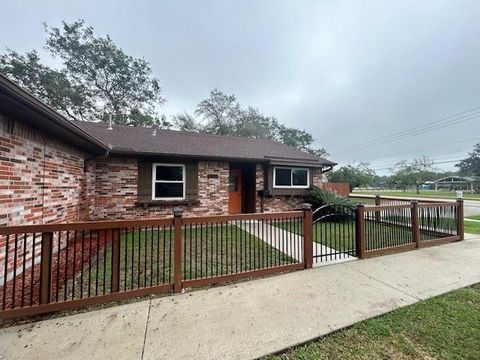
<box><xmin>228</xmin><ymin>168</ymin><xmax>243</xmax><ymax>214</ymax></box>
<box><xmin>228</xmin><ymin>163</ymin><xmax>257</xmax><ymax>214</ymax></box>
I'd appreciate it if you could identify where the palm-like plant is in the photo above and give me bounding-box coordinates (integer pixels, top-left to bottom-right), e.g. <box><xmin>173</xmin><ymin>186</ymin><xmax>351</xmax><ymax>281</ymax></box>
<box><xmin>305</xmin><ymin>186</ymin><xmax>355</xmax><ymax>210</ymax></box>
<box><xmin>305</xmin><ymin>187</ymin><xmax>356</xmax><ymax>222</ymax></box>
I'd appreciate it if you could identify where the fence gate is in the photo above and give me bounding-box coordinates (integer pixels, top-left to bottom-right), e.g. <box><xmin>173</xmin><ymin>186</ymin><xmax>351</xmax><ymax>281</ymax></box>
<box><xmin>312</xmin><ymin>204</ymin><xmax>357</xmax><ymax>265</ymax></box>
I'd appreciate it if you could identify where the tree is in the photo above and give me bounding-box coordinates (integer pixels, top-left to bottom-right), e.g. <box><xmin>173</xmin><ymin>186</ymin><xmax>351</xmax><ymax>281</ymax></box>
<box><xmin>173</xmin><ymin>112</ymin><xmax>202</xmax><ymax>132</ymax></box>
<box><xmin>0</xmin><ymin>50</ymin><xmax>94</xmax><ymax>120</ymax></box>
<box><xmin>235</xmin><ymin>107</ymin><xmax>280</xmax><ymax>140</ymax></box>
<box><xmin>174</xmin><ymin>89</ymin><xmax>329</xmax><ymax>155</ymax></box>
<box><xmin>0</xmin><ymin>20</ymin><xmax>165</xmax><ymax>127</ymax></box>
<box><xmin>390</xmin><ymin>157</ymin><xmax>436</xmax><ymax>193</ymax></box>
<box><xmin>195</xmin><ymin>89</ymin><xmax>240</xmax><ymax>135</ymax></box>
<box><xmin>456</xmin><ymin>142</ymin><xmax>480</xmax><ymax>177</ymax></box>
<box><xmin>328</xmin><ymin>163</ymin><xmax>376</xmax><ymax>189</ymax></box>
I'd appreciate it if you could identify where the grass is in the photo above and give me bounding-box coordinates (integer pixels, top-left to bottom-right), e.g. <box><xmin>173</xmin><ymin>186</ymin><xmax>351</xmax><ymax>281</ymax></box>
<box><xmin>467</xmin><ymin>215</ymin><xmax>480</xmax><ymax>220</ymax></box>
<box><xmin>277</xmin><ymin>219</ymin><xmax>421</xmax><ymax>252</ymax></box>
<box><xmin>353</xmin><ymin>190</ymin><xmax>480</xmax><ymax>201</ymax></box>
<box><xmin>349</xmin><ymin>196</ymin><xmax>375</xmax><ymax>205</ymax></box>
<box><xmin>63</xmin><ymin>224</ymin><xmax>294</xmax><ymax>300</ymax></box>
<box><xmin>465</xmin><ymin>219</ymin><xmax>480</xmax><ymax>234</ymax></box>
<box><xmin>265</xmin><ymin>283</ymin><xmax>480</xmax><ymax>360</ymax></box>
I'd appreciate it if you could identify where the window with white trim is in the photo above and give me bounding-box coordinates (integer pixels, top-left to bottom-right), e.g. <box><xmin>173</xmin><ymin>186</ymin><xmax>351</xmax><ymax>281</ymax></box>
<box><xmin>152</xmin><ymin>163</ymin><xmax>186</xmax><ymax>200</ymax></box>
<box><xmin>273</xmin><ymin>167</ymin><xmax>309</xmax><ymax>188</ymax></box>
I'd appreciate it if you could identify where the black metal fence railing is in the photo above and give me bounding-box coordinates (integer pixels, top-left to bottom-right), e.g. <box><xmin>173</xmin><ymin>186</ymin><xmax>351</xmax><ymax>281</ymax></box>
<box><xmin>312</xmin><ymin>204</ymin><xmax>356</xmax><ymax>263</ymax></box>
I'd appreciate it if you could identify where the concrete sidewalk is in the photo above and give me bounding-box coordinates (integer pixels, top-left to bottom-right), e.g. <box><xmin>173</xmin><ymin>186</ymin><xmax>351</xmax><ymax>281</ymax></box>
<box><xmin>1</xmin><ymin>234</ymin><xmax>479</xmax><ymax>360</ymax></box>
<box><xmin>236</xmin><ymin>220</ymin><xmax>356</xmax><ymax>266</ymax></box>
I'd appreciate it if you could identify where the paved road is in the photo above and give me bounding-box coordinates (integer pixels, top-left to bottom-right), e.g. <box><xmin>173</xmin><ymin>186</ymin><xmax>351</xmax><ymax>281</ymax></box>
<box><xmin>352</xmin><ymin>194</ymin><xmax>480</xmax><ymax>217</ymax></box>
<box><xmin>1</xmin><ymin>234</ymin><xmax>479</xmax><ymax>360</ymax></box>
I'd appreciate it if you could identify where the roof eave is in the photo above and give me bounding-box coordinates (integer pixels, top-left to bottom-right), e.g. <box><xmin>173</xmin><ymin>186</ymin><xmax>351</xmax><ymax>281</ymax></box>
<box><xmin>0</xmin><ymin>75</ymin><xmax>110</xmax><ymax>155</ymax></box>
<box><xmin>109</xmin><ymin>149</ymin><xmax>336</xmax><ymax>167</ymax></box>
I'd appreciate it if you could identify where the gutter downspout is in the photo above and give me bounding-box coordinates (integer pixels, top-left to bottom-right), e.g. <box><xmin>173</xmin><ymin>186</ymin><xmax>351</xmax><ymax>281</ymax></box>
<box><xmin>321</xmin><ymin>165</ymin><xmax>334</xmax><ymax>173</ymax></box>
<box><xmin>84</xmin><ymin>148</ymin><xmax>111</xmax><ymax>171</ymax></box>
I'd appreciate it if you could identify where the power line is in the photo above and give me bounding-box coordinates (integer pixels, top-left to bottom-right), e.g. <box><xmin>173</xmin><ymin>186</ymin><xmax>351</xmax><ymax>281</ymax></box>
<box><xmin>366</xmin><ymin>142</ymin><xmax>476</xmax><ymax>169</ymax></box>
<box><xmin>335</xmin><ymin>112</ymin><xmax>480</xmax><ymax>155</ymax></box>
<box><xmin>332</xmin><ymin>106</ymin><xmax>480</xmax><ymax>156</ymax></box>
<box><xmin>334</xmin><ymin>107</ymin><xmax>480</xmax><ymax>153</ymax></box>
<box><xmin>361</xmin><ymin>137</ymin><xmax>480</xmax><ymax>160</ymax></box>
<box><xmin>371</xmin><ymin>158</ymin><xmax>464</xmax><ymax>172</ymax></box>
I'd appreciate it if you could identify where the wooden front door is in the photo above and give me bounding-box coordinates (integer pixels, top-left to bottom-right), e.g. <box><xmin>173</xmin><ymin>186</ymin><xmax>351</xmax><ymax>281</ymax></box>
<box><xmin>228</xmin><ymin>169</ymin><xmax>242</xmax><ymax>213</ymax></box>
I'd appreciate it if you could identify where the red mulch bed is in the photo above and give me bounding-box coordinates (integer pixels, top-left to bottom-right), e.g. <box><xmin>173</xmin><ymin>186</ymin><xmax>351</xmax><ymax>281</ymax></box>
<box><xmin>1</xmin><ymin>230</ymin><xmax>113</xmax><ymax>310</ymax></box>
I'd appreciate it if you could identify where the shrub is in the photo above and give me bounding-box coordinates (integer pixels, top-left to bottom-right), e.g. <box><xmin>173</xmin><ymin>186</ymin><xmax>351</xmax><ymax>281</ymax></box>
<box><xmin>305</xmin><ymin>186</ymin><xmax>356</xmax><ymax>222</ymax></box>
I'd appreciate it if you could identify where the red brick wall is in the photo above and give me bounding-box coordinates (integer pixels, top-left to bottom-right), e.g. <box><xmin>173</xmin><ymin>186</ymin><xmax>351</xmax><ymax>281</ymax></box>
<box><xmin>0</xmin><ymin>113</ymin><xmax>88</xmax><ymax>282</ymax></box>
<box><xmin>255</xmin><ymin>165</ymin><xmax>326</xmax><ymax>212</ymax></box>
<box><xmin>87</xmin><ymin>157</ymin><xmax>230</xmax><ymax>220</ymax></box>
<box><xmin>0</xmin><ymin>113</ymin><xmax>328</xmax><ymax>281</ymax></box>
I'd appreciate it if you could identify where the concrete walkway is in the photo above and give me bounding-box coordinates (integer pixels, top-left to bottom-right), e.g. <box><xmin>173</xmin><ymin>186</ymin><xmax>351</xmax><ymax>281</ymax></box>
<box><xmin>236</xmin><ymin>220</ymin><xmax>356</xmax><ymax>266</ymax></box>
<box><xmin>1</xmin><ymin>234</ymin><xmax>479</xmax><ymax>360</ymax></box>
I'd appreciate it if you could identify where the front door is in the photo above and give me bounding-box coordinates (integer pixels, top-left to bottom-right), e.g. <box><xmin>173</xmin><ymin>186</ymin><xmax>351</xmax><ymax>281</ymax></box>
<box><xmin>228</xmin><ymin>169</ymin><xmax>242</xmax><ymax>213</ymax></box>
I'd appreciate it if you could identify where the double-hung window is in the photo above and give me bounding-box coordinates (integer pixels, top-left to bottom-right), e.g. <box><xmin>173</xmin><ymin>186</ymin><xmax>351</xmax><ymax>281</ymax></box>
<box><xmin>152</xmin><ymin>163</ymin><xmax>185</xmax><ymax>200</ymax></box>
<box><xmin>273</xmin><ymin>167</ymin><xmax>309</xmax><ymax>188</ymax></box>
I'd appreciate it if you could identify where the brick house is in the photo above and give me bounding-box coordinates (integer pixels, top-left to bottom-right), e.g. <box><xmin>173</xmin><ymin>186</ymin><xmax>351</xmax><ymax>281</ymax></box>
<box><xmin>0</xmin><ymin>74</ymin><xmax>336</xmax><ymax>228</ymax></box>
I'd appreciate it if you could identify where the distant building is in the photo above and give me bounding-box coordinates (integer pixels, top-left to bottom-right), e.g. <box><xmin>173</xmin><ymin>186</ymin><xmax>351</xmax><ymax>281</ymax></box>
<box><xmin>433</xmin><ymin>176</ymin><xmax>479</xmax><ymax>193</ymax></box>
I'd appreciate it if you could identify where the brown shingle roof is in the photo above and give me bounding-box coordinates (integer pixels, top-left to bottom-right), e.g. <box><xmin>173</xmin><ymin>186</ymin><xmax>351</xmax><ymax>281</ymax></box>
<box><xmin>75</xmin><ymin>121</ymin><xmax>335</xmax><ymax>166</ymax></box>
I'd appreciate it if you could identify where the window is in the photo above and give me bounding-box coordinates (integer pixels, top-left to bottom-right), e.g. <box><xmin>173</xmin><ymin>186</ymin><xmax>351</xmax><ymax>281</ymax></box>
<box><xmin>273</xmin><ymin>167</ymin><xmax>309</xmax><ymax>188</ymax></box>
<box><xmin>152</xmin><ymin>163</ymin><xmax>185</xmax><ymax>200</ymax></box>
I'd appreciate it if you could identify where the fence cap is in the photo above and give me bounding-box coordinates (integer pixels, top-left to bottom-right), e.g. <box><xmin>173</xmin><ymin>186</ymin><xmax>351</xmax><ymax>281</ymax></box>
<box><xmin>301</xmin><ymin>203</ymin><xmax>312</xmax><ymax>210</ymax></box>
<box><xmin>172</xmin><ymin>207</ymin><xmax>184</xmax><ymax>217</ymax></box>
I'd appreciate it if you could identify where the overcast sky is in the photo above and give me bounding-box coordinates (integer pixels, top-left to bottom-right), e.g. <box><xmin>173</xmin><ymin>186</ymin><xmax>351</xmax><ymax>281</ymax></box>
<box><xmin>1</xmin><ymin>0</ymin><xmax>480</xmax><ymax>174</ymax></box>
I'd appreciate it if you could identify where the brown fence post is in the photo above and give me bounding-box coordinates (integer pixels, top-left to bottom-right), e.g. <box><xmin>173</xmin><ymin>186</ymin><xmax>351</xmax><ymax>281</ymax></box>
<box><xmin>302</xmin><ymin>203</ymin><xmax>313</xmax><ymax>269</ymax></box>
<box><xmin>40</xmin><ymin>232</ymin><xmax>53</xmax><ymax>304</ymax></box>
<box><xmin>355</xmin><ymin>204</ymin><xmax>366</xmax><ymax>259</ymax></box>
<box><xmin>457</xmin><ymin>198</ymin><xmax>464</xmax><ymax>240</ymax></box>
<box><xmin>173</xmin><ymin>207</ymin><xmax>183</xmax><ymax>293</ymax></box>
<box><xmin>411</xmin><ymin>201</ymin><xmax>420</xmax><ymax>248</ymax></box>
<box><xmin>111</xmin><ymin>229</ymin><xmax>121</xmax><ymax>293</ymax></box>
<box><xmin>375</xmin><ymin>195</ymin><xmax>381</xmax><ymax>222</ymax></box>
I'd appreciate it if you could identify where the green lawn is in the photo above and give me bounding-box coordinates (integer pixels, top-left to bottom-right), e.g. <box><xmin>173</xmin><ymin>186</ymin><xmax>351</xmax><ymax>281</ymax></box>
<box><xmin>353</xmin><ymin>190</ymin><xmax>480</xmax><ymax>201</ymax></box>
<box><xmin>465</xmin><ymin>219</ymin><xmax>480</xmax><ymax>234</ymax></box>
<box><xmin>277</xmin><ymin>219</ymin><xmax>419</xmax><ymax>252</ymax></box>
<box><xmin>349</xmin><ymin>196</ymin><xmax>375</xmax><ymax>205</ymax></box>
<box><xmin>467</xmin><ymin>215</ymin><xmax>480</xmax><ymax>221</ymax></box>
<box><xmin>63</xmin><ymin>224</ymin><xmax>294</xmax><ymax>300</ymax></box>
<box><xmin>265</xmin><ymin>284</ymin><xmax>480</xmax><ymax>360</ymax></box>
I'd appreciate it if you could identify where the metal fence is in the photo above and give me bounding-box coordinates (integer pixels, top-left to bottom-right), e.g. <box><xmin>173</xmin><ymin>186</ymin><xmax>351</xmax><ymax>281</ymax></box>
<box><xmin>356</xmin><ymin>200</ymin><xmax>464</xmax><ymax>258</ymax></box>
<box><xmin>312</xmin><ymin>204</ymin><xmax>356</xmax><ymax>263</ymax></box>
<box><xmin>0</xmin><ymin>211</ymin><xmax>306</xmax><ymax>319</ymax></box>
<box><xmin>0</xmin><ymin>199</ymin><xmax>465</xmax><ymax>319</ymax></box>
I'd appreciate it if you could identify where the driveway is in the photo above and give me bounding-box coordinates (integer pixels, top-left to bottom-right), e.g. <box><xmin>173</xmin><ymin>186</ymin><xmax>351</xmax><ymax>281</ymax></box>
<box><xmin>1</xmin><ymin>234</ymin><xmax>479</xmax><ymax>360</ymax></box>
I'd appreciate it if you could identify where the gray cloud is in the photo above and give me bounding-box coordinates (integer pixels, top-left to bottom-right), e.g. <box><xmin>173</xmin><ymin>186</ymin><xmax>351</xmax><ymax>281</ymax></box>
<box><xmin>1</xmin><ymin>0</ymin><xmax>480</xmax><ymax>174</ymax></box>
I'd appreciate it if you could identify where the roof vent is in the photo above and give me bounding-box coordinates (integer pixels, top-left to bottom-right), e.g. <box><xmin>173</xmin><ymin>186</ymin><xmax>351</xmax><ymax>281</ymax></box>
<box><xmin>107</xmin><ymin>114</ymin><xmax>113</xmax><ymax>130</ymax></box>
<box><xmin>152</xmin><ymin>128</ymin><xmax>157</xmax><ymax>136</ymax></box>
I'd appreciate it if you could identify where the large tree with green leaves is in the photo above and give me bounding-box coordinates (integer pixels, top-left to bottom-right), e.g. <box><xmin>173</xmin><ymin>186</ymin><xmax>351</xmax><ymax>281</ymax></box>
<box><xmin>0</xmin><ymin>20</ymin><xmax>166</xmax><ymax>127</ymax></box>
<box><xmin>173</xmin><ymin>89</ymin><xmax>328</xmax><ymax>156</ymax></box>
<box><xmin>390</xmin><ymin>157</ymin><xmax>436</xmax><ymax>193</ymax></box>
<box><xmin>328</xmin><ymin>162</ymin><xmax>376</xmax><ymax>189</ymax></box>
<box><xmin>456</xmin><ymin>142</ymin><xmax>480</xmax><ymax>177</ymax></box>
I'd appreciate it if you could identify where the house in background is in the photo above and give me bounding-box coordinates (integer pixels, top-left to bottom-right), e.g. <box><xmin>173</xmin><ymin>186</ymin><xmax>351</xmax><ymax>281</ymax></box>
<box><xmin>0</xmin><ymin>74</ymin><xmax>336</xmax><ymax>228</ymax></box>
